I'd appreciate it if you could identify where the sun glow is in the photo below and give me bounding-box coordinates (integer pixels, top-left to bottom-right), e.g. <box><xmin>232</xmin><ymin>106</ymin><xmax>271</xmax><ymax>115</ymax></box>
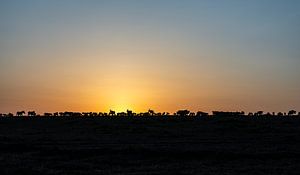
<box><xmin>98</xmin><ymin>82</ymin><xmax>148</xmax><ymax>113</ymax></box>
<box><xmin>107</xmin><ymin>93</ymin><xmax>135</xmax><ymax>112</ymax></box>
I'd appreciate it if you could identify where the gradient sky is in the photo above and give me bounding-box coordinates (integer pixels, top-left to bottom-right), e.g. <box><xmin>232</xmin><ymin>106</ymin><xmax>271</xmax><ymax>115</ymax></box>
<box><xmin>1</xmin><ymin>0</ymin><xmax>300</xmax><ymax>113</ymax></box>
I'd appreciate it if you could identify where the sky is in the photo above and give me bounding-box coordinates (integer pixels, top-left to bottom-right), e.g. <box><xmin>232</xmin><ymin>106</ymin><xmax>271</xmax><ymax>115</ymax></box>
<box><xmin>0</xmin><ymin>0</ymin><xmax>300</xmax><ymax>114</ymax></box>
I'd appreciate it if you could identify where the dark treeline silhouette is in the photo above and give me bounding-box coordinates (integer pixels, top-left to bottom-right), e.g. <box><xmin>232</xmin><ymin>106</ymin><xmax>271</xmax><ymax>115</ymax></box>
<box><xmin>0</xmin><ymin>109</ymin><xmax>299</xmax><ymax>118</ymax></box>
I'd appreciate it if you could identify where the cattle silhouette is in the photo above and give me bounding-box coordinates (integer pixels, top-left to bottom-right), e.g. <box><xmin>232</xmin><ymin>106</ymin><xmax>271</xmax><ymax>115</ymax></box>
<box><xmin>127</xmin><ymin>110</ymin><xmax>133</xmax><ymax>117</ymax></box>
<box><xmin>148</xmin><ymin>109</ymin><xmax>155</xmax><ymax>116</ymax></box>
<box><xmin>2</xmin><ymin>109</ymin><xmax>300</xmax><ymax>118</ymax></box>
<box><xmin>278</xmin><ymin>112</ymin><xmax>284</xmax><ymax>116</ymax></box>
<box><xmin>44</xmin><ymin>113</ymin><xmax>52</xmax><ymax>117</ymax></box>
<box><xmin>109</xmin><ymin>110</ymin><xmax>116</xmax><ymax>116</ymax></box>
<box><xmin>28</xmin><ymin>111</ymin><xmax>36</xmax><ymax>117</ymax></box>
<box><xmin>16</xmin><ymin>111</ymin><xmax>25</xmax><ymax>116</ymax></box>
<box><xmin>117</xmin><ymin>112</ymin><xmax>126</xmax><ymax>117</ymax></box>
<box><xmin>288</xmin><ymin>110</ymin><xmax>296</xmax><ymax>116</ymax></box>
<box><xmin>255</xmin><ymin>111</ymin><xmax>264</xmax><ymax>116</ymax></box>
<box><xmin>176</xmin><ymin>110</ymin><xmax>190</xmax><ymax>117</ymax></box>
<box><xmin>196</xmin><ymin>111</ymin><xmax>208</xmax><ymax>117</ymax></box>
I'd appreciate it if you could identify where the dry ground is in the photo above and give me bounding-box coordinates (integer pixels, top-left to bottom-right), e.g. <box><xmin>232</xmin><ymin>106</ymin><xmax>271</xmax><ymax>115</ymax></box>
<box><xmin>0</xmin><ymin>116</ymin><xmax>300</xmax><ymax>174</ymax></box>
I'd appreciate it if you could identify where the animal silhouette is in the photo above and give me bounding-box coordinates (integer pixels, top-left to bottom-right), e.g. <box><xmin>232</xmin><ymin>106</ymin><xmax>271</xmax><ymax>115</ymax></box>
<box><xmin>28</xmin><ymin>111</ymin><xmax>36</xmax><ymax>116</ymax></box>
<box><xmin>109</xmin><ymin>110</ymin><xmax>116</xmax><ymax>116</ymax></box>
<box><xmin>127</xmin><ymin>110</ymin><xmax>133</xmax><ymax>116</ymax></box>
<box><xmin>196</xmin><ymin>111</ymin><xmax>208</xmax><ymax>117</ymax></box>
<box><xmin>176</xmin><ymin>110</ymin><xmax>190</xmax><ymax>117</ymax></box>
<box><xmin>148</xmin><ymin>109</ymin><xmax>155</xmax><ymax>116</ymax></box>
<box><xmin>288</xmin><ymin>110</ymin><xmax>296</xmax><ymax>116</ymax></box>
<box><xmin>44</xmin><ymin>113</ymin><xmax>52</xmax><ymax>117</ymax></box>
<box><xmin>16</xmin><ymin>111</ymin><xmax>25</xmax><ymax>116</ymax></box>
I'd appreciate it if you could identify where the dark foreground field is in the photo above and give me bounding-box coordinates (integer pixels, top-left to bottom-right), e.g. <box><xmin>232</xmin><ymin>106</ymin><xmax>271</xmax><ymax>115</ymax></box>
<box><xmin>1</xmin><ymin>117</ymin><xmax>300</xmax><ymax>174</ymax></box>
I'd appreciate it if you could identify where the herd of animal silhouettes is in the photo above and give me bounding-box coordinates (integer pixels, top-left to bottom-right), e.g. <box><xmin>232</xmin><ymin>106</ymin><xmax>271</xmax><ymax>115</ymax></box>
<box><xmin>0</xmin><ymin>109</ymin><xmax>299</xmax><ymax>117</ymax></box>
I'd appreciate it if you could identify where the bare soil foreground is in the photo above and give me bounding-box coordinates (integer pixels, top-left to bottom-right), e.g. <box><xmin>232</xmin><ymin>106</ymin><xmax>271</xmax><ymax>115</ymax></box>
<box><xmin>1</xmin><ymin>116</ymin><xmax>300</xmax><ymax>174</ymax></box>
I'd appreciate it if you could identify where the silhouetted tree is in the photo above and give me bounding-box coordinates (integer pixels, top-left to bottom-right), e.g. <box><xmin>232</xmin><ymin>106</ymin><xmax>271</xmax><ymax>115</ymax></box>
<box><xmin>53</xmin><ymin>112</ymin><xmax>59</xmax><ymax>117</ymax></box>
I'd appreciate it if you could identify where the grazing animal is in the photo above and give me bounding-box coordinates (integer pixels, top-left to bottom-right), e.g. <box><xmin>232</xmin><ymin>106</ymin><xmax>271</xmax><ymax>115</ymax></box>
<box><xmin>196</xmin><ymin>111</ymin><xmax>208</xmax><ymax>117</ymax></box>
<box><xmin>255</xmin><ymin>111</ymin><xmax>264</xmax><ymax>116</ymax></box>
<box><xmin>109</xmin><ymin>110</ymin><xmax>116</xmax><ymax>116</ymax></box>
<box><xmin>82</xmin><ymin>112</ymin><xmax>90</xmax><ymax>117</ymax></box>
<box><xmin>148</xmin><ymin>109</ymin><xmax>155</xmax><ymax>116</ymax></box>
<box><xmin>44</xmin><ymin>113</ymin><xmax>52</xmax><ymax>117</ymax></box>
<box><xmin>73</xmin><ymin>112</ymin><xmax>82</xmax><ymax>117</ymax></box>
<box><xmin>17</xmin><ymin>111</ymin><xmax>25</xmax><ymax>116</ymax></box>
<box><xmin>288</xmin><ymin>110</ymin><xmax>297</xmax><ymax>116</ymax></box>
<box><xmin>28</xmin><ymin>111</ymin><xmax>36</xmax><ymax>117</ymax></box>
<box><xmin>277</xmin><ymin>112</ymin><xmax>283</xmax><ymax>116</ymax></box>
<box><xmin>117</xmin><ymin>112</ymin><xmax>126</xmax><ymax>117</ymax></box>
<box><xmin>176</xmin><ymin>110</ymin><xmax>190</xmax><ymax>117</ymax></box>
<box><xmin>63</xmin><ymin>112</ymin><xmax>73</xmax><ymax>117</ymax></box>
<box><xmin>189</xmin><ymin>112</ymin><xmax>195</xmax><ymax>116</ymax></box>
<box><xmin>127</xmin><ymin>110</ymin><xmax>133</xmax><ymax>116</ymax></box>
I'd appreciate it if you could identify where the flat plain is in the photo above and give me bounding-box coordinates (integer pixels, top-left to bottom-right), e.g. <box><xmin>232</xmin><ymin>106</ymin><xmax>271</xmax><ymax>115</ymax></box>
<box><xmin>0</xmin><ymin>116</ymin><xmax>300</xmax><ymax>174</ymax></box>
